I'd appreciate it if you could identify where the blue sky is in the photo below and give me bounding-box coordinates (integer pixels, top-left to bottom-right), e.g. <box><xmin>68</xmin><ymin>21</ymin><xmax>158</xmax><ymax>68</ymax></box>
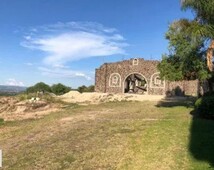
<box><xmin>0</xmin><ymin>0</ymin><xmax>193</xmax><ymax>88</ymax></box>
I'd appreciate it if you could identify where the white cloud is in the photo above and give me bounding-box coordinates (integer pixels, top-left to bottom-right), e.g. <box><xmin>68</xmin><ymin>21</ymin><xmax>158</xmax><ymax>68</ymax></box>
<box><xmin>6</xmin><ymin>79</ymin><xmax>25</xmax><ymax>86</ymax></box>
<box><xmin>38</xmin><ymin>67</ymin><xmax>92</xmax><ymax>81</ymax></box>
<box><xmin>52</xmin><ymin>64</ymin><xmax>69</xmax><ymax>69</ymax></box>
<box><xmin>22</xmin><ymin>22</ymin><xmax>128</xmax><ymax>66</ymax></box>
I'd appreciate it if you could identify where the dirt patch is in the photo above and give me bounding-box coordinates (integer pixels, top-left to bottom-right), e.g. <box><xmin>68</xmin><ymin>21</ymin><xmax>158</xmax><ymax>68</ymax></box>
<box><xmin>0</xmin><ymin>97</ymin><xmax>60</xmax><ymax>121</ymax></box>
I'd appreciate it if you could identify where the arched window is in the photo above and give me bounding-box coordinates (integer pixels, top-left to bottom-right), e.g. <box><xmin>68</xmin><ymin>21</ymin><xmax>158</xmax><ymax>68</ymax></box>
<box><xmin>109</xmin><ymin>73</ymin><xmax>121</xmax><ymax>87</ymax></box>
<box><xmin>150</xmin><ymin>72</ymin><xmax>165</xmax><ymax>88</ymax></box>
<box><xmin>133</xmin><ymin>58</ymin><xmax>138</xmax><ymax>65</ymax></box>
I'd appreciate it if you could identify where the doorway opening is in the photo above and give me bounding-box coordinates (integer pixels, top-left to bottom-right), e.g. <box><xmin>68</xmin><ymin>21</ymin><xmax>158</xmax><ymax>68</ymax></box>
<box><xmin>124</xmin><ymin>73</ymin><xmax>148</xmax><ymax>94</ymax></box>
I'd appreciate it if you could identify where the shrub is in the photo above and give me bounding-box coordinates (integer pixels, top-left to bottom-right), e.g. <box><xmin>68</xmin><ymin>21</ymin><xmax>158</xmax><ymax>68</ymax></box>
<box><xmin>16</xmin><ymin>93</ymin><xmax>36</xmax><ymax>101</ymax></box>
<box><xmin>0</xmin><ymin>118</ymin><xmax>4</xmax><ymax>125</ymax></box>
<box><xmin>194</xmin><ymin>98</ymin><xmax>202</xmax><ymax>109</ymax></box>
<box><xmin>27</xmin><ymin>82</ymin><xmax>52</xmax><ymax>93</ymax></box>
<box><xmin>195</xmin><ymin>95</ymin><xmax>214</xmax><ymax>118</ymax></box>
<box><xmin>51</xmin><ymin>83</ymin><xmax>71</xmax><ymax>95</ymax></box>
<box><xmin>77</xmin><ymin>85</ymin><xmax>94</xmax><ymax>93</ymax></box>
<box><xmin>203</xmin><ymin>91</ymin><xmax>214</xmax><ymax>97</ymax></box>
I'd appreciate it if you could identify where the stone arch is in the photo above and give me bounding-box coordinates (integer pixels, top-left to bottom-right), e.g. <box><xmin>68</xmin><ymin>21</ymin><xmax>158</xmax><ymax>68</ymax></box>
<box><xmin>109</xmin><ymin>73</ymin><xmax>121</xmax><ymax>87</ymax></box>
<box><xmin>150</xmin><ymin>72</ymin><xmax>165</xmax><ymax>88</ymax></box>
<box><xmin>123</xmin><ymin>72</ymin><xmax>148</xmax><ymax>94</ymax></box>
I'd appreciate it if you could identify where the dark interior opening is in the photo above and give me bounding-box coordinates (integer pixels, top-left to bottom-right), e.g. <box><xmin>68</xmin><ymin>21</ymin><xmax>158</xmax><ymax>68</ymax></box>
<box><xmin>124</xmin><ymin>73</ymin><xmax>147</xmax><ymax>94</ymax></box>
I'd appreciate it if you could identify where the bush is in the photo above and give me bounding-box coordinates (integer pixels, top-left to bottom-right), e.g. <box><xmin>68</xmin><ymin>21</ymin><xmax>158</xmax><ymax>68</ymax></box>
<box><xmin>16</xmin><ymin>93</ymin><xmax>35</xmax><ymax>101</ymax></box>
<box><xmin>27</xmin><ymin>82</ymin><xmax>52</xmax><ymax>93</ymax></box>
<box><xmin>51</xmin><ymin>83</ymin><xmax>71</xmax><ymax>95</ymax></box>
<box><xmin>203</xmin><ymin>91</ymin><xmax>214</xmax><ymax>97</ymax></box>
<box><xmin>195</xmin><ymin>95</ymin><xmax>214</xmax><ymax>118</ymax></box>
<box><xmin>194</xmin><ymin>98</ymin><xmax>202</xmax><ymax>109</ymax></box>
<box><xmin>0</xmin><ymin>118</ymin><xmax>4</xmax><ymax>125</ymax></box>
<box><xmin>77</xmin><ymin>85</ymin><xmax>94</xmax><ymax>93</ymax></box>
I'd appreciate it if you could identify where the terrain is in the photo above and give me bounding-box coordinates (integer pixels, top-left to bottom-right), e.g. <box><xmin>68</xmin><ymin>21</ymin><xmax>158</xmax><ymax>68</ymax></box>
<box><xmin>0</xmin><ymin>96</ymin><xmax>60</xmax><ymax>121</ymax></box>
<box><xmin>0</xmin><ymin>85</ymin><xmax>26</xmax><ymax>96</ymax></box>
<box><xmin>1</xmin><ymin>96</ymin><xmax>214</xmax><ymax>170</ymax></box>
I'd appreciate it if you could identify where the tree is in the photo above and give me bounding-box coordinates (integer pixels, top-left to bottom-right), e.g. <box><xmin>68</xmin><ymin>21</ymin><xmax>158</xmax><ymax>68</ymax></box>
<box><xmin>51</xmin><ymin>83</ymin><xmax>71</xmax><ymax>95</ymax></box>
<box><xmin>26</xmin><ymin>82</ymin><xmax>52</xmax><ymax>93</ymax></box>
<box><xmin>158</xmin><ymin>20</ymin><xmax>210</xmax><ymax>81</ymax></box>
<box><xmin>77</xmin><ymin>85</ymin><xmax>95</xmax><ymax>93</ymax></box>
<box><xmin>181</xmin><ymin>0</ymin><xmax>214</xmax><ymax>25</ymax></box>
<box><xmin>87</xmin><ymin>85</ymin><xmax>95</xmax><ymax>92</ymax></box>
<box><xmin>181</xmin><ymin>0</ymin><xmax>214</xmax><ymax>71</ymax></box>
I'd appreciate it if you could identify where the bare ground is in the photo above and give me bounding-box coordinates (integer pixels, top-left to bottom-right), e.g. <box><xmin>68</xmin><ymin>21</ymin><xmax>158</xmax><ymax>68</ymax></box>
<box><xmin>59</xmin><ymin>91</ymin><xmax>165</xmax><ymax>104</ymax></box>
<box><xmin>0</xmin><ymin>97</ymin><xmax>60</xmax><ymax>121</ymax></box>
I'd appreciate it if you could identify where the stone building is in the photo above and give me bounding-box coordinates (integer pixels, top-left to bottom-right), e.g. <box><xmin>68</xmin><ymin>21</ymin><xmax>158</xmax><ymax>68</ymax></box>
<box><xmin>95</xmin><ymin>58</ymin><xmax>199</xmax><ymax>96</ymax></box>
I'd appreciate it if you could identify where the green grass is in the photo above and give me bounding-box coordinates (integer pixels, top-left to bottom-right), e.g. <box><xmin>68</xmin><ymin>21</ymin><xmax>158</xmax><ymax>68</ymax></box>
<box><xmin>0</xmin><ymin>100</ymin><xmax>214</xmax><ymax>169</ymax></box>
<box><xmin>0</xmin><ymin>118</ymin><xmax>4</xmax><ymax>125</ymax></box>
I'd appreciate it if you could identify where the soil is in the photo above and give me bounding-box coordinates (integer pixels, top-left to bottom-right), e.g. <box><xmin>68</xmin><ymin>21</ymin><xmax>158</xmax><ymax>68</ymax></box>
<box><xmin>0</xmin><ymin>97</ymin><xmax>59</xmax><ymax>121</ymax></box>
<box><xmin>0</xmin><ymin>92</ymin><xmax>165</xmax><ymax>121</ymax></box>
<box><xmin>59</xmin><ymin>91</ymin><xmax>165</xmax><ymax>104</ymax></box>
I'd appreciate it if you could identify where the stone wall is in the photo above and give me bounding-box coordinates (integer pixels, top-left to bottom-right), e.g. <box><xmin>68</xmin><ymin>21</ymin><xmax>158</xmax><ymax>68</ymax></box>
<box><xmin>165</xmin><ymin>80</ymin><xmax>199</xmax><ymax>96</ymax></box>
<box><xmin>95</xmin><ymin>58</ymin><xmax>165</xmax><ymax>95</ymax></box>
<box><xmin>95</xmin><ymin>58</ymin><xmax>199</xmax><ymax>96</ymax></box>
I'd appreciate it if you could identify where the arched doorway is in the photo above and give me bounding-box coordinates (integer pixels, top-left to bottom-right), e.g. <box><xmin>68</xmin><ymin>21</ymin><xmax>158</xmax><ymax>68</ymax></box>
<box><xmin>124</xmin><ymin>73</ymin><xmax>148</xmax><ymax>94</ymax></box>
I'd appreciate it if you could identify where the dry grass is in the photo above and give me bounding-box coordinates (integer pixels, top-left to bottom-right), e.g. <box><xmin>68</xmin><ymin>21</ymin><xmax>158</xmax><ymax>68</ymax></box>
<box><xmin>0</xmin><ymin>100</ymin><xmax>213</xmax><ymax>169</ymax></box>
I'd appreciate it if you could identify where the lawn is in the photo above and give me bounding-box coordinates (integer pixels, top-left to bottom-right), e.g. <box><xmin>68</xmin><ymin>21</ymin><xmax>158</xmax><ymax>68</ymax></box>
<box><xmin>0</xmin><ymin>100</ymin><xmax>214</xmax><ymax>170</ymax></box>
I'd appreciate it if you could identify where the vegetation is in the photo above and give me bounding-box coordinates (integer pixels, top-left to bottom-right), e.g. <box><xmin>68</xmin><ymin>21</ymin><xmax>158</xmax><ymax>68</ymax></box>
<box><xmin>26</xmin><ymin>82</ymin><xmax>52</xmax><ymax>93</ymax></box>
<box><xmin>195</xmin><ymin>92</ymin><xmax>214</xmax><ymax>118</ymax></box>
<box><xmin>158</xmin><ymin>0</ymin><xmax>214</xmax><ymax>81</ymax></box>
<box><xmin>1</xmin><ymin>100</ymin><xmax>214</xmax><ymax>169</ymax></box>
<box><xmin>181</xmin><ymin>0</ymin><xmax>214</xmax><ymax>21</ymax></box>
<box><xmin>26</xmin><ymin>82</ymin><xmax>71</xmax><ymax>95</ymax></box>
<box><xmin>51</xmin><ymin>83</ymin><xmax>71</xmax><ymax>95</ymax></box>
<box><xmin>157</xmin><ymin>0</ymin><xmax>214</xmax><ymax>124</ymax></box>
<box><xmin>77</xmin><ymin>85</ymin><xmax>94</xmax><ymax>93</ymax></box>
<box><xmin>26</xmin><ymin>82</ymin><xmax>94</xmax><ymax>95</ymax></box>
<box><xmin>158</xmin><ymin>20</ymin><xmax>210</xmax><ymax>81</ymax></box>
<box><xmin>0</xmin><ymin>92</ymin><xmax>17</xmax><ymax>96</ymax></box>
<box><xmin>0</xmin><ymin>118</ymin><xmax>4</xmax><ymax>125</ymax></box>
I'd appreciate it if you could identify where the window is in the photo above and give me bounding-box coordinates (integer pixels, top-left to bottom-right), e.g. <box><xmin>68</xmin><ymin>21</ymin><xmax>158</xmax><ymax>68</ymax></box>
<box><xmin>150</xmin><ymin>72</ymin><xmax>165</xmax><ymax>88</ymax></box>
<box><xmin>133</xmin><ymin>58</ymin><xmax>138</xmax><ymax>65</ymax></box>
<box><xmin>112</xmin><ymin>76</ymin><xmax>118</xmax><ymax>84</ymax></box>
<box><xmin>154</xmin><ymin>77</ymin><xmax>161</xmax><ymax>85</ymax></box>
<box><xmin>109</xmin><ymin>73</ymin><xmax>121</xmax><ymax>87</ymax></box>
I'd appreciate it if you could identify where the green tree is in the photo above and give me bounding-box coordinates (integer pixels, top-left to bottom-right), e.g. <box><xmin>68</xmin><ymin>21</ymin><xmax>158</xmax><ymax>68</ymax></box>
<box><xmin>77</xmin><ymin>85</ymin><xmax>95</xmax><ymax>93</ymax></box>
<box><xmin>181</xmin><ymin>0</ymin><xmax>214</xmax><ymax>71</ymax></box>
<box><xmin>26</xmin><ymin>82</ymin><xmax>52</xmax><ymax>93</ymax></box>
<box><xmin>87</xmin><ymin>85</ymin><xmax>95</xmax><ymax>92</ymax></box>
<box><xmin>51</xmin><ymin>83</ymin><xmax>71</xmax><ymax>95</ymax></box>
<box><xmin>158</xmin><ymin>20</ymin><xmax>210</xmax><ymax>81</ymax></box>
<box><xmin>182</xmin><ymin>0</ymin><xmax>214</xmax><ymax>25</ymax></box>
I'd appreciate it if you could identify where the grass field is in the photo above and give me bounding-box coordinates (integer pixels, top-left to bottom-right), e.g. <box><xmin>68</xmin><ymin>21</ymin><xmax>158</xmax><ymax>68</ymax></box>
<box><xmin>0</xmin><ymin>100</ymin><xmax>214</xmax><ymax>170</ymax></box>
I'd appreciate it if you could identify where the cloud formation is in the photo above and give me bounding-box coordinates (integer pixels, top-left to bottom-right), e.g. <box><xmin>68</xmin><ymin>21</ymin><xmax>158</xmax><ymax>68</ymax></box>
<box><xmin>6</xmin><ymin>79</ymin><xmax>25</xmax><ymax>86</ymax></box>
<box><xmin>22</xmin><ymin>22</ymin><xmax>127</xmax><ymax>66</ymax></box>
<box><xmin>38</xmin><ymin>67</ymin><xmax>92</xmax><ymax>81</ymax></box>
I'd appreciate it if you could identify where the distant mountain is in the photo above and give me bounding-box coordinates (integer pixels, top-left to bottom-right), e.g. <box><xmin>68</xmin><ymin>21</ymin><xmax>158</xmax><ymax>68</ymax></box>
<box><xmin>0</xmin><ymin>85</ymin><xmax>27</xmax><ymax>94</ymax></box>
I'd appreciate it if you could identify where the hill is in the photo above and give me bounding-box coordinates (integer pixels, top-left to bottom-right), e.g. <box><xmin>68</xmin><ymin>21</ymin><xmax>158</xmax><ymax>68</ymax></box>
<box><xmin>0</xmin><ymin>85</ymin><xmax>26</xmax><ymax>95</ymax></box>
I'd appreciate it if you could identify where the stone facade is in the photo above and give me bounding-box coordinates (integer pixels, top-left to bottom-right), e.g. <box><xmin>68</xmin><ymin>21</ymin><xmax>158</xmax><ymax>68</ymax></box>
<box><xmin>95</xmin><ymin>58</ymin><xmax>199</xmax><ymax>96</ymax></box>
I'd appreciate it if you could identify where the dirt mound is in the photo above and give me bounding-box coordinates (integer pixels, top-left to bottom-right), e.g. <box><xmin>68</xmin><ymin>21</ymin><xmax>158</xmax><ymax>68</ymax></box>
<box><xmin>61</xmin><ymin>91</ymin><xmax>80</xmax><ymax>98</ymax></box>
<box><xmin>0</xmin><ymin>97</ymin><xmax>59</xmax><ymax>121</ymax></box>
<box><xmin>59</xmin><ymin>91</ymin><xmax>164</xmax><ymax>104</ymax></box>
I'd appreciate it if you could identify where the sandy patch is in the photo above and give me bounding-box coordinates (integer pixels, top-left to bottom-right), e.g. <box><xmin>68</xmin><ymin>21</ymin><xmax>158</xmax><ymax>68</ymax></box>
<box><xmin>59</xmin><ymin>91</ymin><xmax>165</xmax><ymax>104</ymax></box>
